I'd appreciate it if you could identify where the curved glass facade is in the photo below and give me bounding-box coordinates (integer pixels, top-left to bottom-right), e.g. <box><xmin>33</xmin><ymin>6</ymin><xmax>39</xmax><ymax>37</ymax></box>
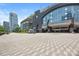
<box><xmin>43</xmin><ymin>5</ymin><xmax>79</xmax><ymax>26</ymax></box>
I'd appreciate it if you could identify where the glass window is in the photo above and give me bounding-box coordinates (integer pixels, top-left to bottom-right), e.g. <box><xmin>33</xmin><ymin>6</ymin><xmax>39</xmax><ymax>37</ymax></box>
<box><xmin>42</xmin><ymin>5</ymin><xmax>79</xmax><ymax>26</ymax></box>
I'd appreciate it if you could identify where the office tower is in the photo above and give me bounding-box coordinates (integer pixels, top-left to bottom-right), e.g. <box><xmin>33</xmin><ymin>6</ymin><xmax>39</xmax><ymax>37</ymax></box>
<box><xmin>9</xmin><ymin>12</ymin><xmax>18</xmax><ymax>32</ymax></box>
<box><xmin>3</xmin><ymin>21</ymin><xmax>10</xmax><ymax>32</ymax></box>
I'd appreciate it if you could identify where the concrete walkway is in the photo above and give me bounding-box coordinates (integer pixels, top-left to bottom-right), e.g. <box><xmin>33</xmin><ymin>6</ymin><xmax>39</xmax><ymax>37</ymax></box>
<box><xmin>0</xmin><ymin>33</ymin><xmax>79</xmax><ymax>56</ymax></box>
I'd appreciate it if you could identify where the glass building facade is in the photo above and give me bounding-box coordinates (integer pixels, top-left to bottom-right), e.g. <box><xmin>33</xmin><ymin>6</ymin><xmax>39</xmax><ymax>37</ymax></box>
<box><xmin>21</xmin><ymin>23</ymin><xmax>29</xmax><ymax>29</ymax></box>
<box><xmin>42</xmin><ymin>5</ymin><xmax>79</xmax><ymax>26</ymax></box>
<box><xmin>9</xmin><ymin>12</ymin><xmax>18</xmax><ymax>32</ymax></box>
<box><xmin>3</xmin><ymin>21</ymin><xmax>10</xmax><ymax>32</ymax></box>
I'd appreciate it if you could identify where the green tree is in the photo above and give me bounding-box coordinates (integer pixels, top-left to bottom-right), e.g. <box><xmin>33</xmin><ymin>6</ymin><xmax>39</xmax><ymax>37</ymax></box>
<box><xmin>13</xmin><ymin>25</ymin><xmax>21</xmax><ymax>32</ymax></box>
<box><xmin>0</xmin><ymin>25</ymin><xmax>4</xmax><ymax>33</ymax></box>
<box><xmin>20</xmin><ymin>29</ymin><xmax>27</xmax><ymax>33</ymax></box>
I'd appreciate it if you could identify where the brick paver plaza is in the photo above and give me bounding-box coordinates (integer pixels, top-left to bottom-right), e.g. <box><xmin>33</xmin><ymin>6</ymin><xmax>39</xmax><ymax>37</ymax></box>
<box><xmin>0</xmin><ymin>33</ymin><xmax>79</xmax><ymax>56</ymax></box>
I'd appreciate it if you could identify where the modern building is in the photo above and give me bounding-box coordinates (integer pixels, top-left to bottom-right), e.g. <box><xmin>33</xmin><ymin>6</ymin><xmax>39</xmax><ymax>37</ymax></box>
<box><xmin>21</xmin><ymin>17</ymin><xmax>32</xmax><ymax>30</ymax></box>
<box><xmin>21</xmin><ymin>10</ymin><xmax>42</xmax><ymax>32</ymax></box>
<box><xmin>21</xmin><ymin>14</ymin><xmax>34</xmax><ymax>30</ymax></box>
<box><xmin>3</xmin><ymin>21</ymin><xmax>10</xmax><ymax>32</ymax></box>
<box><xmin>21</xmin><ymin>3</ymin><xmax>79</xmax><ymax>33</ymax></box>
<box><xmin>9</xmin><ymin>12</ymin><xmax>18</xmax><ymax>32</ymax></box>
<box><xmin>41</xmin><ymin>3</ymin><xmax>79</xmax><ymax>32</ymax></box>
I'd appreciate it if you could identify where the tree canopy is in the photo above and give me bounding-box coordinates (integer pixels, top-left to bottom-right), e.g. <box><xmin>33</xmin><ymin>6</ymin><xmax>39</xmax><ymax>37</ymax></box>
<box><xmin>0</xmin><ymin>25</ymin><xmax>4</xmax><ymax>33</ymax></box>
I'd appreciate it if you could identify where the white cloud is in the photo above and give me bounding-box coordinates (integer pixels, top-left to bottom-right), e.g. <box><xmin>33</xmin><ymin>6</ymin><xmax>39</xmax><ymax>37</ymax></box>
<box><xmin>17</xmin><ymin>9</ymin><xmax>34</xmax><ymax>26</ymax></box>
<box><xmin>0</xmin><ymin>8</ymin><xmax>34</xmax><ymax>26</ymax></box>
<box><xmin>0</xmin><ymin>10</ymin><xmax>9</xmax><ymax>25</ymax></box>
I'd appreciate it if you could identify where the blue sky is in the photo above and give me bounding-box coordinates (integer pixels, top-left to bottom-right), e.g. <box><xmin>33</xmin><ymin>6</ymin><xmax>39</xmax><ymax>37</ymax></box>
<box><xmin>0</xmin><ymin>3</ymin><xmax>53</xmax><ymax>25</ymax></box>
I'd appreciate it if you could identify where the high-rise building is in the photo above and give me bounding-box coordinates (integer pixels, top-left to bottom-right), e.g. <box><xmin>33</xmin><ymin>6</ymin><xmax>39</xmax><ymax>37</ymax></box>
<box><xmin>3</xmin><ymin>21</ymin><xmax>10</xmax><ymax>32</ymax></box>
<box><xmin>9</xmin><ymin>12</ymin><xmax>18</xmax><ymax>32</ymax></box>
<box><xmin>21</xmin><ymin>3</ymin><xmax>79</xmax><ymax>33</ymax></box>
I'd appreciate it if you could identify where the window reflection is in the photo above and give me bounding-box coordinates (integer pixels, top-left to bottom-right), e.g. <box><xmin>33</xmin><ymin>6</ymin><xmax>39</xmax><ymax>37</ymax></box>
<box><xmin>43</xmin><ymin>5</ymin><xmax>79</xmax><ymax>26</ymax></box>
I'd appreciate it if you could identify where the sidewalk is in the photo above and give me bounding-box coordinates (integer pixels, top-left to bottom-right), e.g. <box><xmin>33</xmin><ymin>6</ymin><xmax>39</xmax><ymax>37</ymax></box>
<box><xmin>0</xmin><ymin>33</ymin><xmax>79</xmax><ymax>56</ymax></box>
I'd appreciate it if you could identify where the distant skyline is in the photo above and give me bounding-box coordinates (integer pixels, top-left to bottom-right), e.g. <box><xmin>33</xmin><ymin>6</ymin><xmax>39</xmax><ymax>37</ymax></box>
<box><xmin>0</xmin><ymin>3</ymin><xmax>55</xmax><ymax>25</ymax></box>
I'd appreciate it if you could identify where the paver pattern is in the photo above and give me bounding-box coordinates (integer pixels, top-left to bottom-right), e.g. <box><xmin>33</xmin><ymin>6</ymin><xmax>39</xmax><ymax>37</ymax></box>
<box><xmin>0</xmin><ymin>33</ymin><xmax>79</xmax><ymax>56</ymax></box>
